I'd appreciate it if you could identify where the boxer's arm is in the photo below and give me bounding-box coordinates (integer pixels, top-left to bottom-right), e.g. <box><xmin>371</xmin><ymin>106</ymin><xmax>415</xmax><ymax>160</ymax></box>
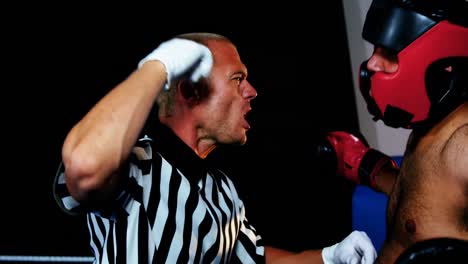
<box><xmin>322</xmin><ymin>131</ymin><xmax>399</xmax><ymax>196</ymax></box>
<box><xmin>369</xmin><ymin>158</ymin><xmax>399</xmax><ymax>195</ymax></box>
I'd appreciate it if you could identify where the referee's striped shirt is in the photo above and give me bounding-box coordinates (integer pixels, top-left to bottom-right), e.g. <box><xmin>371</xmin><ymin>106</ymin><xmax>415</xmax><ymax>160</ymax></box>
<box><xmin>54</xmin><ymin>124</ymin><xmax>265</xmax><ymax>263</ymax></box>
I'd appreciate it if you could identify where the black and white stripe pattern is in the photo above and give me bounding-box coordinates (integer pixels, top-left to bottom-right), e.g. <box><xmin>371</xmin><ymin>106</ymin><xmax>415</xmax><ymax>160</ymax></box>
<box><xmin>54</xmin><ymin>128</ymin><xmax>264</xmax><ymax>264</ymax></box>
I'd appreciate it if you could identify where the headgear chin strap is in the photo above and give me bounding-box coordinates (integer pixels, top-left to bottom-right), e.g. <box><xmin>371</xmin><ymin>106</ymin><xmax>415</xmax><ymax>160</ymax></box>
<box><xmin>359</xmin><ymin>0</ymin><xmax>468</xmax><ymax>129</ymax></box>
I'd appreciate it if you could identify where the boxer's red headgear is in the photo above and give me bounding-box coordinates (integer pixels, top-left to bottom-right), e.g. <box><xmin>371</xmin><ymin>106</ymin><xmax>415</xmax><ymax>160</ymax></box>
<box><xmin>359</xmin><ymin>0</ymin><xmax>468</xmax><ymax>129</ymax></box>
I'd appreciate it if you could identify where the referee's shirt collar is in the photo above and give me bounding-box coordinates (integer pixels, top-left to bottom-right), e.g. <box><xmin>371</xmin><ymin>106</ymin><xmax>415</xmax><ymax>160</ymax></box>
<box><xmin>150</xmin><ymin>123</ymin><xmax>208</xmax><ymax>184</ymax></box>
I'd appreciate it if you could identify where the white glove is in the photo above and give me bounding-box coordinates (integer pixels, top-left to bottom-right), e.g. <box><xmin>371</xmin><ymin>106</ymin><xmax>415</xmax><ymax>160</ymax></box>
<box><xmin>138</xmin><ymin>38</ymin><xmax>213</xmax><ymax>90</ymax></box>
<box><xmin>322</xmin><ymin>230</ymin><xmax>377</xmax><ymax>264</ymax></box>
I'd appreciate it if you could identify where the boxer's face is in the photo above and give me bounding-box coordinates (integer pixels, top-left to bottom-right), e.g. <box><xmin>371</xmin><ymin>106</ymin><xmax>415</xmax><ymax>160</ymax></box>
<box><xmin>366</xmin><ymin>46</ymin><xmax>399</xmax><ymax>74</ymax></box>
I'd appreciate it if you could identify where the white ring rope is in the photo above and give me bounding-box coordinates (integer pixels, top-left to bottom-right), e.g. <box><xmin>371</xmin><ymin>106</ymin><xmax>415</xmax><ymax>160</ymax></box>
<box><xmin>0</xmin><ymin>255</ymin><xmax>94</xmax><ymax>262</ymax></box>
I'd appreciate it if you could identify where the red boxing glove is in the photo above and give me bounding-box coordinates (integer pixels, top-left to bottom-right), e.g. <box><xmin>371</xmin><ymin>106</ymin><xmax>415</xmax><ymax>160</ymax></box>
<box><xmin>326</xmin><ymin>131</ymin><xmax>398</xmax><ymax>189</ymax></box>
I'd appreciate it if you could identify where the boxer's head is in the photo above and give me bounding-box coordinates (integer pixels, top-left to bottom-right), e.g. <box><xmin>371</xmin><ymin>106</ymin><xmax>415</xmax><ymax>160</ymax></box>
<box><xmin>395</xmin><ymin>237</ymin><xmax>468</xmax><ymax>263</ymax></box>
<box><xmin>359</xmin><ymin>0</ymin><xmax>468</xmax><ymax>129</ymax></box>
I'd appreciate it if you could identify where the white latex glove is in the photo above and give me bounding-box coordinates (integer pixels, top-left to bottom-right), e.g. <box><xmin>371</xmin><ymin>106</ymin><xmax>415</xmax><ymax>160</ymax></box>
<box><xmin>322</xmin><ymin>230</ymin><xmax>377</xmax><ymax>264</ymax></box>
<box><xmin>138</xmin><ymin>38</ymin><xmax>213</xmax><ymax>90</ymax></box>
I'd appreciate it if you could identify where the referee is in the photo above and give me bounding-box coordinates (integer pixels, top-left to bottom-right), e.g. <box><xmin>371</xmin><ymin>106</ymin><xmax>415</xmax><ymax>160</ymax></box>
<box><xmin>55</xmin><ymin>123</ymin><xmax>263</xmax><ymax>263</ymax></box>
<box><xmin>54</xmin><ymin>33</ymin><xmax>376</xmax><ymax>264</ymax></box>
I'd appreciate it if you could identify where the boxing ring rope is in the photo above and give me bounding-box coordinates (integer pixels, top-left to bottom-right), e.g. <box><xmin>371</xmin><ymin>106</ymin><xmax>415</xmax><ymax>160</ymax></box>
<box><xmin>0</xmin><ymin>255</ymin><xmax>94</xmax><ymax>263</ymax></box>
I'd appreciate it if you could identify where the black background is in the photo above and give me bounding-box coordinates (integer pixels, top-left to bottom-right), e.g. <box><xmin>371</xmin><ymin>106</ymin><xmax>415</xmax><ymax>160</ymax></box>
<box><xmin>1</xmin><ymin>1</ymin><xmax>359</xmax><ymax>258</ymax></box>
